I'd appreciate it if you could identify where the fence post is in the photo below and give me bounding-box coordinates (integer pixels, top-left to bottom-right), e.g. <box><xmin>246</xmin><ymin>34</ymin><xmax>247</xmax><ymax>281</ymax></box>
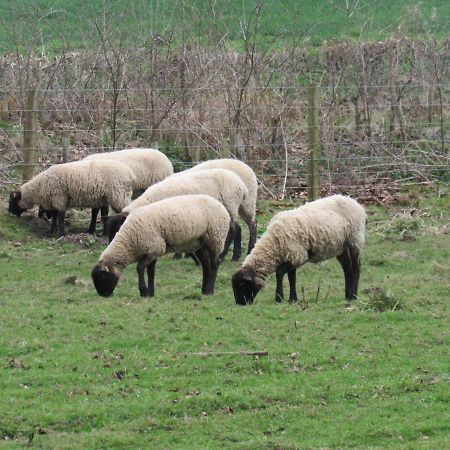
<box><xmin>22</xmin><ymin>88</ymin><xmax>38</xmax><ymax>183</ymax></box>
<box><xmin>307</xmin><ymin>84</ymin><xmax>320</xmax><ymax>201</ymax></box>
<box><xmin>1</xmin><ymin>92</ymin><xmax>9</xmax><ymax>122</ymax></box>
<box><xmin>62</xmin><ymin>134</ymin><xmax>70</xmax><ymax>163</ymax></box>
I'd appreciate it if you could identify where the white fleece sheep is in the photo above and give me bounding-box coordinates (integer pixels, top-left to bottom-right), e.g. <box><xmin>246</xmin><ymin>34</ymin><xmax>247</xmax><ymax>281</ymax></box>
<box><xmin>86</xmin><ymin>148</ymin><xmax>173</xmax><ymax>192</ymax></box>
<box><xmin>108</xmin><ymin>168</ymin><xmax>248</xmax><ymax>261</ymax></box>
<box><xmin>8</xmin><ymin>159</ymin><xmax>135</xmax><ymax>237</ymax></box>
<box><xmin>92</xmin><ymin>195</ymin><xmax>231</xmax><ymax>297</ymax></box>
<box><xmin>232</xmin><ymin>195</ymin><xmax>366</xmax><ymax>305</ymax></box>
<box><xmin>184</xmin><ymin>159</ymin><xmax>258</xmax><ymax>254</ymax></box>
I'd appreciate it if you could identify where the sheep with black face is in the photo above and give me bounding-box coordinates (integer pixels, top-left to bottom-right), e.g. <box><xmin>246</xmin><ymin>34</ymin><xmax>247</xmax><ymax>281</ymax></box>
<box><xmin>107</xmin><ymin>168</ymin><xmax>248</xmax><ymax>261</ymax></box>
<box><xmin>92</xmin><ymin>195</ymin><xmax>231</xmax><ymax>298</ymax></box>
<box><xmin>9</xmin><ymin>159</ymin><xmax>135</xmax><ymax>236</ymax></box>
<box><xmin>232</xmin><ymin>195</ymin><xmax>366</xmax><ymax>305</ymax></box>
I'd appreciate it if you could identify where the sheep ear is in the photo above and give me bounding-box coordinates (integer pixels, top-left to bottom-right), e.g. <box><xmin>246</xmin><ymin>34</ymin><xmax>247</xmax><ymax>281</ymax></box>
<box><xmin>241</xmin><ymin>270</ymin><xmax>254</xmax><ymax>282</ymax></box>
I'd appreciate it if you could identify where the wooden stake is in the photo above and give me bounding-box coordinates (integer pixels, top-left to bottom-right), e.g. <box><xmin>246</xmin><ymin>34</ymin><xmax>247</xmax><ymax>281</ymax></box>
<box><xmin>22</xmin><ymin>88</ymin><xmax>38</xmax><ymax>183</ymax></box>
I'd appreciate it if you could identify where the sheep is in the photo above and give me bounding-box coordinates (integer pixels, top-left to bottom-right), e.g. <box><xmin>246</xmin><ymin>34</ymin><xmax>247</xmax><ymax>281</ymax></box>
<box><xmin>91</xmin><ymin>195</ymin><xmax>231</xmax><ymax>297</ymax></box>
<box><xmin>183</xmin><ymin>159</ymin><xmax>258</xmax><ymax>254</ymax></box>
<box><xmin>8</xmin><ymin>159</ymin><xmax>135</xmax><ymax>237</ymax></box>
<box><xmin>85</xmin><ymin>147</ymin><xmax>173</xmax><ymax>193</ymax></box>
<box><xmin>85</xmin><ymin>147</ymin><xmax>173</xmax><ymax>231</ymax></box>
<box><xmin>107</xmin><ymin>168</ymin><xmax>249</xmax><ymax>261</ymax></box>
<box><xmin>232</xmin><ymin>195</ymin><xmax>366</xmax><ymax>305</ymax></box>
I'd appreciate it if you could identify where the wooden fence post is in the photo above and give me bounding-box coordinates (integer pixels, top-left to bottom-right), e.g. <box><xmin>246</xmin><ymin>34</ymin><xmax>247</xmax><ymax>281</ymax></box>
<box><xmin>1</xmin><ymin>92</ymin><xmax>9</xmax><ymax>122</ymax></box>
<box><xmin>62</xmin><ymin>135</ymin><xmax>70</xmax><ymax>163</ymax></box>
<box><xmin>307</xmin><ymin>84</ymin><xmax>320</xmax><ymax>201</ymax></box>
<box><xmin>22</xmin><ymin>88</ymin><xmax>38</xmax><ymax>183</ymax></box>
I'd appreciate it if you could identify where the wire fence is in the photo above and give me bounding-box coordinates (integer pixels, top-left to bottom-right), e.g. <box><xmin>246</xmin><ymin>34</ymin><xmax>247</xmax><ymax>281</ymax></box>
<box><xmin>0</xmin><ymin>82</ymin><xmax>449</xmax><ymax>203</ymax></box>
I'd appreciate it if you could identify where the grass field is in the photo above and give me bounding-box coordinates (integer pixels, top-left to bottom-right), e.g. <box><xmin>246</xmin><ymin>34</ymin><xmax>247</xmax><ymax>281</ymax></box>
<box><xmin>0</xmin><ymin>190</ymin><xmax>449</xmax><ymax>449</ymax></box>
<box><xmin>0</xmin><ymin>0</ymin><xmax>449</xmax><ymax>51</ymax></box>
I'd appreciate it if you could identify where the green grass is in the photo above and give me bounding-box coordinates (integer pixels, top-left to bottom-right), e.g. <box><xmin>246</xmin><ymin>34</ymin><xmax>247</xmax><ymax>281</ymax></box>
<box><xmin>0</xmin><ymin>192</ymin><xmax>449</xmax><ymax>449</ymax></box>
<box><xmin>0</xmin><ymin>0</ymin><xmax>449</xmax><ymax>52</ymax></box>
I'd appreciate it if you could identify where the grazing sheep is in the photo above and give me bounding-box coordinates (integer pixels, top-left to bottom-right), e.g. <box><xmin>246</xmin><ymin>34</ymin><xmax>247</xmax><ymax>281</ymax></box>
<box><xmin>232</xmin><ymin>195</ymin><xmax>366</xmax><ymax>305</ymax></box>
<box><xmin>92</xmin><ymin>195</ymin><xmax>230</xmax><ymax>297</ymax></box>
<box><xmin>9</xmin><ymin>159</ymin><xmax>135</xmax><ymax>237</ymax></box>
<box><xmin>86</xmin><ymin>147</ymin><xmax>173</xmax><ymax>192</ymax></box>
<box><xmin>184</xmin><ymin>159</ymin><xmax>258</xmax><ymax>254</ymax></box>
<box><xmin>85</xmin><ymin>147</ymin><xmax>173</xmax><ymax>231</ymax></box>
<box><xmin>108</xmin><ymin>168</ymin><xmax>248</xmax><ymax>261</ymax></box>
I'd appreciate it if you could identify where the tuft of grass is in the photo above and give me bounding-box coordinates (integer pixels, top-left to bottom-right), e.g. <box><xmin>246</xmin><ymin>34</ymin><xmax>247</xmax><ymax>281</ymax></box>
<box><xmin>358</xmin><ymin>287</ymin><xmax>404</xmax><ymax>312</ymax></box>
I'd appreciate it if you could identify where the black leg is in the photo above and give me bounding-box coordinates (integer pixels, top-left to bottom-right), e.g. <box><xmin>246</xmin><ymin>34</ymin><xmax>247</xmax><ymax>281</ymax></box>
<box><xmin>247</xmin><ymin>220</ymin><xmax>257</xmax><ymax>254</ymax></box>
<box><xmin>137</xmin><ymin>260</ymin><xmax>148</xmax><ymax>297</ymax></box>
<box><xmin>287</xmin><ymin>268</ymin><xmax>298</xmax><ymax>303</ymax></box>
<box><xmin>173</xmin><ymin>252</ymin><xmax>183</xmax><ymax>260</ymax></box>
<box><xmin>100</xmin><ymin>205</ymin><xmax>109</xmax><ymax>235</ymax></box>
<box><xmin>147</xmin><ymin>260</ymin><xmax>156</xmax><ymax>297</ymax></box>
<box><xmin>219</xmin><ymin>221</ymin><xmax>236</xmax><ymax>262</ymax></box>
<box><xmin>56</xmin><ymin>211</ymin><xmax>65</xmax><ymax>237</ymax></box>
<box><xmin>275</xmin><ymin>266</ymin><xmax>285</xmax><ymax>303</ymax></box>
<box><xmin>187</xmin><ymin>252</ymin><xmax>201</xmax><ymax>265</ymax></box>
<box><xmin>348</xmin><ymin>248</ymin><xmax>361</xmax><ymax>299</ymax></box>
<box><xmin>275</xmin><ymin>262</ymin><xmax>296</xmax><ymax>303</ymax></box>
<box><xmin>88</xmin><ymin>208</ymin><xmax>99</xmax><ymax>234</ymax></box>
<box><xmin>205</xmin><ymin>247</ymin><xmax>219</xmax><ymax>294</ymax></box>
<box><xmin>49</xmin><ymin>211</ymin><xmax>57</xmax><ymax>235</ymax></box>
<box><xmin>195</xmin><ymin>247</ymin><xmax>211</xmax><ymax>295</ymax></box>
<box><xmin>337</xmin><ymin>247</ymin><xmax>358</xmax><ymax>300</ymax></box>
<box><xmin>231</xmin><ymin>222</ymin><xmax>242</xmax><ymax>261</ymax></box>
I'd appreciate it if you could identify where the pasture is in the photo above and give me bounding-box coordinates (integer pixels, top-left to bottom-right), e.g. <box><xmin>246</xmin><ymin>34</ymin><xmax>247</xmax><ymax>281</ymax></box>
<box><xmin>0</xmin><ymin>190</ymin><xmax>449</xmax><ymax>449</ymax></box>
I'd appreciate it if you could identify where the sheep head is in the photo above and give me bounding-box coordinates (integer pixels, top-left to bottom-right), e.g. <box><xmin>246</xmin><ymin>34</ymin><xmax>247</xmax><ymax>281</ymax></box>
<box><xmin>232</xmin><ymin>267</ymin><xmax>262</xmax><ymax>305</ymax></box>
<box><xmin>9</xmin><ymin>191</ymin><xmax>26</xmax><ymax>216</ymax></box>
<box><xmin>91</xmin><ymin>262</ymin><xmax>120</xmax><ymax>297</ymax></box>
<box><xmin>107</xmin><ymin>213</ymin><xmax>128</xmax><ymax>243</ymax></box>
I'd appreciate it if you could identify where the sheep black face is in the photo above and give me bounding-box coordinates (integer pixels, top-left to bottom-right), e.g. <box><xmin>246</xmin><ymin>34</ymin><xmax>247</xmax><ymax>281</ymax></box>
<box><xmin>9</xmin><ymin>191</ymin><xmax>26</xmax><ymax>216</ymax></box>
<box><xmin>232</xmin><ymin>267</ymin><xmax>262</xmax><ymax>305</ymax></box>
<box><xmin>91</xmin><ymin>263</ymin><xmax>120</xmax><ymax>297</ymax></box>
<box><xmin>107</xmin><ymin>213</ymin><xmax>128</xmax><ymax>243</ymax></box>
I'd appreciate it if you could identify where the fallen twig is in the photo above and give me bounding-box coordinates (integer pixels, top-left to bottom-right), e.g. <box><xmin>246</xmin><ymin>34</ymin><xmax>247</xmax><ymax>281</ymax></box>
<box><xmin>178</xmin><ymin>350</ymin><xmax>268</xmax><ymax>358</ymax></box>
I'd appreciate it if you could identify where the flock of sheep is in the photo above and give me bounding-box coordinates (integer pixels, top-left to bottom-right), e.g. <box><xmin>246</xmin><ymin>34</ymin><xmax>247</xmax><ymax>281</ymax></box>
<box><xmin>8</xmin><ymin>148</ymin><xmax>367</xmax><ymax>305</ymax></box>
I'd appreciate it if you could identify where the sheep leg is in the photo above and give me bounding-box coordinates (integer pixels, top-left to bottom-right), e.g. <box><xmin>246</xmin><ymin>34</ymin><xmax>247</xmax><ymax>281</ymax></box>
<box><xmin>247</xmin><ymin>220</ymin><xmax>257</xmax><ymax>254</ymax></box>
<box><xmin>137</xmin><ymin>257</ymin><xmax>155</xmax><ymax>297</ymax></box>
<box><xmin>205</xmin><ymin>247</ymin><xmax>219</xmax><ymax>295</ymax></box>
<box><xmin>287</xmin><ymin>268</ymin><xmax>298</xmax><ymax>303</ymax></box>
<box><xmin>187</xmin><ymin>253</ymin><xmax>201</xmax><ymax>265</ymax></box>
<box><xmin>56</xmin><ymin>211</ymin><xmax>66</xmax><ymax>237</ymax></box>
<box><xmin>219</xmin><ymin>221</ymin><xmax>237</xmax><ymax>262</ymax></box>
<box><xmin>275</xmin><ymin>262</ymin><xmax>297</xmax><ymax>303</ymax></box>
<box><xmin>231</xmin><ymin>222</ymin><xmax>242</xmax><ymax>261</ymax></box>
<box><xmin>195</xmin><ymin>247</ymin><xmax>211</xmax><ymax>294</ymax></box>
<box><xmin>100</xmin><ymin>205</ymin><xmax>109</xmax><ymax>235</ymax></box>
<box><xmin>337</xmin><ymin>247</ymin><xmax>356</xmax><ymax>300</ymax></box>
<box><xmin>49</xmin><ymin>211</ymin><xmax>57</xmax><ymax>235</ymax></box>
<box><xmin>147</xmin><ymin>260</ymin><xmax>156</xmax><ymax>297</ymax></box>
<box><xmin>88</xmin><ymin>208</ymin><xmax>99</xmax><ymax>234</ymax></box>
<box><xmin>172</xmin><ymin>252</ymin><xmax>183</xmax><ymax>260</ymax></box>
<box><xmin>348</xmin><ymin>248</ymin><xmax>361</xmax><ymax>299</ymax></box>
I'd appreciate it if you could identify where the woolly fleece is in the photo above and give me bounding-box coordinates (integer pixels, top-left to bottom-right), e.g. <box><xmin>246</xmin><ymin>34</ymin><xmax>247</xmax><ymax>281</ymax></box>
<box><xmin>122</xmin><ymin>168</ymin><xmax>248</xmax><ymax>221</ymax></box>
<box><xmin>99</xmin><ymin>195</ymin><xmax>231</xmax><ymax>272</ymax></box>
<box><xmin>17</xmin><ymin>159</ymin><xmax>135</xmax><ymax>212</ymax></box>
<box><xmin>241</xmin><ymin>195</ymin><xmax>366</xmax><ymax>286</ymax></box>
<box><xmin>86</xmin><ymin>148</ymin><xmax>173</xmax><ymax>191</ymax></box>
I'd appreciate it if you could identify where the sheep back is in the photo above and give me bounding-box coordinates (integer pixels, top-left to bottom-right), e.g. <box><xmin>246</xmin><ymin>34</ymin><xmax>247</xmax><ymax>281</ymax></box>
<box><xmin>101</xmin><ymin>194</ymin><xmax>231</xmax><ymax>266</ymax></box>
<box><xmin>187</xmin><ymin>158</ymin><xmax>257</xmax><ymax>222</ymax></box>
<box><xmin>244</xmin><ymin>195</ymin><xmax>366</xmax><ymax>273</ymax></box>
<box><xmin>86</xmin><ymin>148</ymin><xmax>173</xmax><ymax>191</ymax></box>
<box><xmin>122</xmin><ymin>168</ymin><xmax>248</xmax><ymax>220</ymax></box>
<box><xmin>19</xmin><ymin>159</ymin><xmax>135</xmax><ymax>212</ymax></box>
